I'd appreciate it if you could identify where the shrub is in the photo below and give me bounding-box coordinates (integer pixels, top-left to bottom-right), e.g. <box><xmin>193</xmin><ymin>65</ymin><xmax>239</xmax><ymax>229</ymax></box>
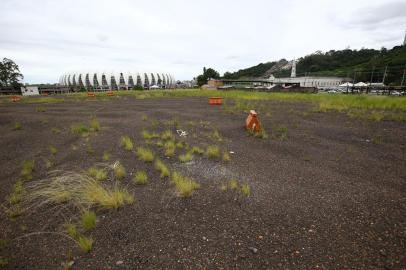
<box><xmin>161</xmin><ymin>130</ymin><xmax>174</xmax><ymax>141</ymax></box>
<box><xmin>191</xmin><ymin>146</ymin><xmax>204</xmax><ymax>155</ymax></box>
<box><xmin>81</xmin><ymin>210</ymin><xmax>97</xmax><ymax>231</ymax></box>
<box><xmin>120</xmin><ymin>135</ymin><xmax>134</xmax><ymax>151</ymax></box>
<box><xmin>241</xmin><ymin>184</ymin><xmax>250</xmax><ymax>197</ymax></box>
<box><xmin>206</xmin><ymin>145</ymin><xmax>220</xmax><ymax>159</ymax></box>
<box><xmin>155</xmin><ymin>159</ymin><xmax>170</xmax><ymax>178</ymax></box>
<box><xmin>229</xmin><ymin>179</ymin><xmax>238</xmax><ymax>190</ymax></box>
<box><xmin>103</xmin><ymin>151</ymin><xmax>110</xmax><ymax>161</ymax></box>
<box><xmin>49</xmin><ymin>145</ymin><xmax>58</xmax><ymax>155</ymax></box>
<box><xmin>136</xmin><ymin>147</ymin><xmax>154</xmax><ymax>162</ymax></box>
<box><xmin>133</xmin><ymin>171</ymin><xmax>148</xmax><ymax>185</ymax></box>
<box><xmin>21</xmin><ymin>160</ymin><xmax>34</xmax><ymax>180</ymax></box>
<box><xmin>77</xmin><ymin>235</ymin><xmax>94</xmax><ymax>253</ymax></box>
<box><xmin>223</xmin><ymin>152</ymin><xmax>230</xmax><ymax>162</ymax></box>
<box><xmin>13</xmin><ymin>122</ymin><xmax>22</xmax><ymax>130</ymax></box>
<box><xmin>70</xmin><ymin>123</ymin><xmax>89</xmax><ymax>137</ymax></box>
<box><xmin>88</xmin><ymin>167</ymin><xmax>107</xmax><ymax>181</ymax></box>
<box><xmin>179</xmin><ymin>152</ymin><xmax>193</xmax><ymax>163</ymax></box>
<box><xmin>90</xmin><ymin>118</ymin><xmax>100</xmax><ymax>131</ymax></box>
<box><xmin>113</xmin><ymin>162</ymin><xmax>126</xmax><ymax>180</ymax></box>
<box><xmin>171</xmin><ymin>172</ymin><xmax>200</xmax><ymax>197</ymax></box>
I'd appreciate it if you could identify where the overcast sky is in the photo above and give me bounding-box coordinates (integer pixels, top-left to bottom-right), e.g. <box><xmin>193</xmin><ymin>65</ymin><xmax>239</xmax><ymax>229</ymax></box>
<box><xmin>0</xmin><ymin>0</ymin><xmax>405</xmax><ymax>83</ymax></box>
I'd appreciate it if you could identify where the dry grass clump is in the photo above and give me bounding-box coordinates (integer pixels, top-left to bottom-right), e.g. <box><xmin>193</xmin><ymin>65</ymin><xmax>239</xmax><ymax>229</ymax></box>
<box><xmin>179</xmin><ymin>152</ymin><xmax>193</xmax><ymax>163</ymax></box>
<box><xmin>133</xmin><ymin>171</ymin><xmax>148</xmax><ymax>185</ymax></box>
<box><xmin>113</xmin><ymin>161</ymin><xmax>126</xmax><ymax>180</ymax></box>
<box><xmin>81</xmin><ymin>210</ymin><xmax>97</xmax><ymax>231</ymax></box>
<box><xmin>161</xmin><ymin>130</ymin><xmax>174</xmax><ymax>141</ymax></box>
<box><xmin>90</xmin><ymin>118</ymin><xmax>100</xmax><ymax>132</ymax></box>
<box><xmin>65</xmin><ymin>223</ymin><xmax>78</xmax><ymax>239</ymax></box>
<box><xmin>88</xmin><ymin>166</ymin><xmax>108</xmax><ymax>181</ymax></box>
<box><xmin>77</xmin><ymin>235</ymin><xmax>94</xmax><ymax>253</ymax></box>
<box><xmin>13</xmin><ymin>122</ymin><xmax>22</xmax><ymax>130</ymax></box>
<box><xmin>155</xmin><ymin>159</ymin><xmax>170</xmax><ymax>178</ymax></box>
<box><xmin>136</xmin><ymin>147</ymin><xmax>154</xmax><ymax>162</ymax></box>
<box><xmin>171</xmin><ymin>172</ymin><xmax>200</xmax><ymax>197</ymax></box>
<box><xmin>206</xmin><ymin>145</ymin><xmax>220</xmax><ymax>159</ymax></box>
<box><xmin>9</xmin><ymin>180</ymin><xmax>24</xmax><ymax>205</ymax></box>
<box><xmin>22</xmin><ymin>171</ymin><xmax>134</xmax><ymax>210</ymax></box>
<box><xmin>211</xmin><ymin>130</ymin><xmax>223</xmax><ymax>142</ymax></box>
<box><xmin>21</xmin><ymin>160</ymin><xmax>34</xmax><ymax>181</ymax></box>
<box><xmin>223</xmin><ymin>152</ymin><xmax>230</xmax><ymax>162</ymax></box>
<box><xmin>120</xmin><ymin>135</ymin><xmax>134</xmax><ymax>151</ymax></box>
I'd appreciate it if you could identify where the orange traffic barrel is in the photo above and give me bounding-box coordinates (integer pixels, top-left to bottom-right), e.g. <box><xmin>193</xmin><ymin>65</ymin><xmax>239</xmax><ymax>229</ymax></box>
<box><xmin>87</xmin><ymin>92</ymin><xmax>96</xmax><ymax>97</ymax></box>
<box><xmin>245</xmin><ymin>110</ymin><xmax>261</xmax><ymax>132</ymax></box>
<box><xmin>209</xmin><ymin>97</ymin><xmax>222</xmax><ymax>105</ymax></box>
<box><xmin>106</xmin><ymin>91</ymin><xmax>114</xmax><ymax>96</ymax></box>
<box><xmin>11</xmin><ymin>96</ymin><xmax>21</xmax><ymax>102</ymax></box>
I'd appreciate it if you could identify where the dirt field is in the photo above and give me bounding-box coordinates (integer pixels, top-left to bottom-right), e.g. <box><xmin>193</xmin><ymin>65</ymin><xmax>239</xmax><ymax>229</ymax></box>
<box><xmin>0</xmin><ymin>95</ymin><xmax>405</xmax><ymax>269</ymax></box>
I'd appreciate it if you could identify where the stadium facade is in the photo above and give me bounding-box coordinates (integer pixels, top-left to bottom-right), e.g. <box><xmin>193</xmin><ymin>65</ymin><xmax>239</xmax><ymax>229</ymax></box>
<box><xmin>59</xmin><ymin>71</ymin><xmax>175</xmax><ymax>90</ymax></box>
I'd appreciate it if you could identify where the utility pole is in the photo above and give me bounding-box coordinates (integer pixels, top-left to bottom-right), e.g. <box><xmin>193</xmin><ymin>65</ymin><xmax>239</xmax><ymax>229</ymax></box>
<box><xmin>382</xmin><ymin>66</ymin><xmax>389</xmax><ymax>95</ymax></box>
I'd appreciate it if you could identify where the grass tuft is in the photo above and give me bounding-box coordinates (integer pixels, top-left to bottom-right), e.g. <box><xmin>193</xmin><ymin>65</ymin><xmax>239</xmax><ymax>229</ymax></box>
<box><xmin>155</xmin><ymin>159</ymin><xmax>170</xmax><ymax>178</ymax></box>
<box><xmin>120</xmin><ymin>135</ymin><xmax>134</xmax><ymax>151</ymax></box>
<box><xmin>229</xmin><ymin>179</ymin><xmax>238</xmax><ymax>190</ymax></box>
<box><xmin>21</xmin><ymin>160</ymin><xmax>34</xmax><ymax>181</ymax></box>
<box><xmin>102</xmin><ymin>151</ymin><xmax>110</xmax><ymax>161</ymax></box>
<box><xmin>49</xmin><ymin>145</ymin><xmax>58</xmax><ymax>155</ymax></box>
<box><xmin>77</xmin><ymin>235</ymin><xmax>94</xmax><ymax>253</ymax></box>
<box><xmin>81</xmin><ymin>210</ymin><xmax>97</xmax><ymax>231</ymax></box>
<box><xmin>191</xmin><ymin>146</ymin><xmax>204</xmax><ymax>155</ymax></box>
<box><xmin>206</xmin><ymin>145</ymin><xmax>220</xmax><ymax>159</ymax></box>
<box><xmin>113</xmin><ymin>161</ymin><xmax>126</xmax><ymax>180</ymax></box>
<box><xmin>133</xmin><ymin>171</ymin><xmax>148</xmax><ymax>185</ymax></box>
<box><xmin>65</xmin><ymin>223</ymin><xmax>78</xmax><ymax>239</ymax></box>
<box><xmin>142</xmin><ymin>130</ymin><xmax>159</xmax><ymax>140</ymax></box>
<box><xmin>13</xmin><ymin>122</ymin><xmax>22</xmax><ymax>130</ymax></box>
<box><xmin>51</xmin><ymin>127</ymin><xmax>61</xmax><ymax>134</ymax></box>
<box><xmin>171</xmin><ymin>172</ymin><xmax>200</xmax><ymax>197</ymax></box>
<box><xmin>90</xmin><ymin>118</ymin><xmax>100</xmax><ymax>131</ymax></box>
<box><xmin>179</xmin><ymin>152</ymin><xmax>193</xmax><ymax>163</ymax></box>
<box><xmin>9</xmin><ymin>180</ymin><xmax>24</xmax><ymax>205</ymax></box>
<box><xmin>136</xmin><ymin>147</ymin><xmax>154</xmax><ymax>162</ymax></box>
<box><xmin>161</xmin><ymin>130</ymin><xmax>174</xmax><ymax>141</ymax></box>
<box><xmin>88</xmin><ymin>167</ymin><xmax>108</xmax><ymax>181</ymax></box>
<box><xmin>164</xmin><ymin>140</ymin><xmax>175</xmax><ymax>157</ymax></box>
<box><xmin>70</xmin><ymin>123</ymin><xmax>89</xmax><ymax>137</ymax></box>
<box><xmin>241</xmin><ymin>184</ymin><xmax>250</xmax><ymax>197</ymax></box>
<box><xmin>223</xmin><ymin>152</ymin><xmax>230</xmax><ymax>162</ymax></box>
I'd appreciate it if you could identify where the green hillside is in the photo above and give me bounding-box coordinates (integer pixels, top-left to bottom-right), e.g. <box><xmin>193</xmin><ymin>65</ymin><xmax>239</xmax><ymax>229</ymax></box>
<box><xmin>223</xmin><ymin>46</ymin><xmax>406</xmax><ymax>85</ymax></box>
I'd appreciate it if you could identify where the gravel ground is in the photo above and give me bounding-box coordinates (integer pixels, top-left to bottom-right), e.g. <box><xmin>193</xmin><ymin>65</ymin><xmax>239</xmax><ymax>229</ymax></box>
<box><xmin>0</xmin><ymin>96</ymin><xmax>405</xmax><ymax>269</ymax></box>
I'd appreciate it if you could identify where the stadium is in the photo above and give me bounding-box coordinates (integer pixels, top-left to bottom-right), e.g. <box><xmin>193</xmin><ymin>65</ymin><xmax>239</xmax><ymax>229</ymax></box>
<box><xmin>59</xmin><ymin>71</ymin><xmax>176</xmax><ymax>90</ymax></box>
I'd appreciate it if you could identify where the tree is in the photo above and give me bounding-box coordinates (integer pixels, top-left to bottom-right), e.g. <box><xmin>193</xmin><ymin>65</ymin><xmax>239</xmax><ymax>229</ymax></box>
<box><xmin>196</xmin><ymin>67</ymin><xmax>220</xmax><ymax>86</ymax></box>
<box><xmin>0</xmin><ymin>58</ymin><xmax>24</xmax><ymax>88</ymax></box>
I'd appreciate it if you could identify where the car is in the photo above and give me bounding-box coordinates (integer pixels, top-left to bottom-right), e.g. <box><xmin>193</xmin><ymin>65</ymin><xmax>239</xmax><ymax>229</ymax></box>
<box><xmin>391</xmin><ymin>91</ymin><xmax>401</xmax><ymax>96</ymax></box>
<box><xmin>327</xmin><ymin>90</ymin><xmax>337</xmax><ymax>94</ymax></box>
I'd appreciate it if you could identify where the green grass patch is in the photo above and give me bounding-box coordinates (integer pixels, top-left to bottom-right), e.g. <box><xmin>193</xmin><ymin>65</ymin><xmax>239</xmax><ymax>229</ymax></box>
<box><xmin>161</xmin><ymin>130</ymin><xmax>174</xmax><ymax>141</ymax></box>
<box><xmin>136</xmin><ymin>147</ymin><xmax>154</xmax><ymax>162</ymax></box>
<box><xmin>191</xmin><ymin>146</ymin><xmax>204</xmax><ymax>155</ymax></box>
<box><xmin>71</xmin><ymin>123</ymin><xmax>90</xmax><ymax>137</ymax></box>
<box><xmin>49</xmin><ymin>145</ymin><xmax>58</xmax><ymax>155</ymax></box>
<box><xmin>229</xmin><ymin>179</ymin><xmax>238</xmax><ymax>190</ymax></box>
<box><xmin>133</xmin><ymin>171</ymin><xmax>148</xmax><ymax>185</ymax></box>
<box><xmin>13</xmin><ymin>122</ymin><xmax>22</xmax><ymax>130</ymax></box>
<box><xmin>9</xmin><ymin>180</ymin><xmax>24</xmax><ymax>205</ymax></box>
<box><xmin>223</xmin><ymin>152</ymin><xmax>230</xmax><ymax>162</ymax></box>
<box><xmin>142</xmin><ymin>130</ymin><xmax>159</xmax><ymax>139</ymax></box>
<box><xmin>241</xmin><ymin>184</ymin><xmax>250</xmax><ymax>197</ymax></box>
<box><xmin>77</xmin><ymin>235</ymin><xmax>94</xmax><ymax>253</ymax></box>
<box><xmin>65</xmin><ymin>223</ymin><xmax>78</xmax><ymax>239</ymax></box>
<box><xmin>90</xmin><ymin>118</ymin><xmax>100</xmax><ymax>131</ymax></box>
<box><xmin>120</xmin><ymin>135</ymin><xmax>134</xmax><ymax>151</ymax></box>
<box><xmin>103</xmin><ymin>151</ymin><xmax>110</xmax><ymax>161</ymax></box>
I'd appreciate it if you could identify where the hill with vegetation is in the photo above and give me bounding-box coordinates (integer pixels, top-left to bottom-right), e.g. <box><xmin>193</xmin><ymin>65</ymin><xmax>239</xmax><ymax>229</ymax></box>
<box><xmin>223</xmin><ymin>46</ymin><xmax>406</xmax><ymax>85</ymax></box>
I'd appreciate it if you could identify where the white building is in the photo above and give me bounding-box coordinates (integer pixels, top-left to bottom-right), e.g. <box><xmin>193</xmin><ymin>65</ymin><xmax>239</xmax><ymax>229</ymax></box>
<box><xmin>59</xmin><ymin>71</ymin><xmax>175</xmax><ymax>90</ymax></box>
<box><xmin>268</xmin><ymin>76</ymin><xmax>346</xmax><ymax>88</ymax></box>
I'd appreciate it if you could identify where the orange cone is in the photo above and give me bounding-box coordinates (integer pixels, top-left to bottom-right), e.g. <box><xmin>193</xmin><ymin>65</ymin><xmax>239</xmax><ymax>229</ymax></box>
<box><xmin>245</xmin><ymin>110</ymin><xmax>261</xmax><ymax>132</ymax></box>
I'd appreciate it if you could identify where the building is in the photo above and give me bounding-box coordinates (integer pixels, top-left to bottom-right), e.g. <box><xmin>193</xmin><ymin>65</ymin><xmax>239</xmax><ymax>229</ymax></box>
<box><xmin>268</xmin><ymin>75</ymin><xmax>347</xmax><ymax>88</ymax></box>
<box><xmin>59</xmin><ymin>71</ymin><xmax>175</xmax><ymax>90</ymax></box>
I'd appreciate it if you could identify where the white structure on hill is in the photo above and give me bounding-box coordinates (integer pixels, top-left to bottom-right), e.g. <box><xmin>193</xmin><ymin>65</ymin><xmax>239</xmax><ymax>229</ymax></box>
<box><xmin>59</xmin><ymin>71</ymin><xmax>175</xmax><ymax>89</ymax></box>
<box><xmin>291</xmin><ymin>59</ymin><xmax>296</xmax><ymax>78</ymax></box>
